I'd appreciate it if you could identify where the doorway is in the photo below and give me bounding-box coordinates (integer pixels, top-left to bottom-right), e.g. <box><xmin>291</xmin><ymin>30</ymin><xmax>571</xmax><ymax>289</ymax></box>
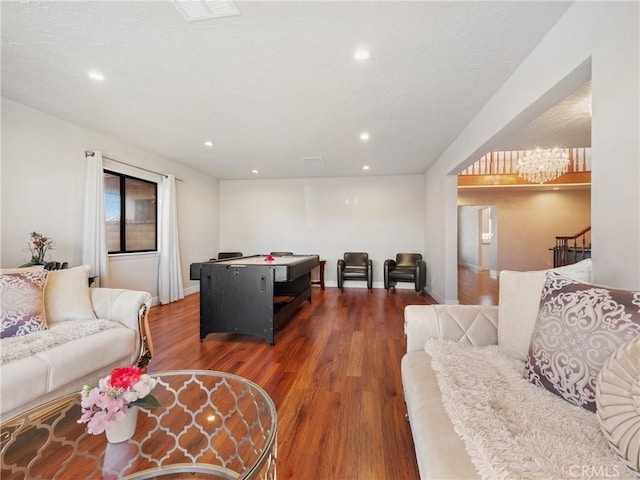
<box><xmin>458</xmin><ymin>205</ymin><xmax>498</xmax><ymax>305</ymax></box>
<box><xmin>458</xmin><ymin>205</ymin><xmax>497</xmax><ymax>275</ymax></box>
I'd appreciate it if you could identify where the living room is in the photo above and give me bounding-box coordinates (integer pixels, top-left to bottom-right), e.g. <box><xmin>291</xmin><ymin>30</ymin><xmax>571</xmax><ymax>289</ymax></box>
<box><xmin>2</xmin><ymin>2</ymin><xmax>638</xmax><ymax>302</ymax></box>
<box><xmin>1</xmin><ymin>2</ymin><xmax>639</xmax><ymax>478</ymax></box>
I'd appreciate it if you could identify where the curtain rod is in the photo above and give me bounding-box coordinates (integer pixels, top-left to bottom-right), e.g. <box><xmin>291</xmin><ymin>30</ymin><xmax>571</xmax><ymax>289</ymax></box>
<box><xmin>84</xmin><ymin>150</ymin><xmax>184</xmax><ymax>182</ymax></box>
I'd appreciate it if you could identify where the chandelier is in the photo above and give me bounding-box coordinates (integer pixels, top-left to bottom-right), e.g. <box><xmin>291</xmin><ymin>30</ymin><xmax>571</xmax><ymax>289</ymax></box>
<box><xmin>516</xmin><ymin>148</ymin><xmax>570</xmax><ymax>184</ymax></box>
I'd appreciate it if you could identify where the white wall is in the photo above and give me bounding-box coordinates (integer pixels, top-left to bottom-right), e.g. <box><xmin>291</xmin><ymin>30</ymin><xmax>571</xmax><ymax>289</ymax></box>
<box><xmin>425</xmin><ymin>2</ymin><xmax>640</xmax><ymax>302</ymax></box>
<box><xmin>1</xmin><ymin>98</ymin><xmax>220</xmax><ymax>302</ymax></box>
<box><xmin>457</xmin><ymin>206</ymin><xmax>480</xmax><ymax>269</ymax></box>
<box><xmin>219</xmin><ymin>175</ymin><xmax>425</xmax><ymax>289</ymax></box>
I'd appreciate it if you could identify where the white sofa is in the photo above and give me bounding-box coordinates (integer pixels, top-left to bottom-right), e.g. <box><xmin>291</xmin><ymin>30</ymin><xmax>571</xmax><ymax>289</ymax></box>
<box><xmin>0</xmin><ymin>266</ymin><xmax>153</xmax><ymax>420</ymax></box>
<box><xmin>402</xmin><ymin>260</ymin><xmax>640</xmax><ymax>479</ymax></box>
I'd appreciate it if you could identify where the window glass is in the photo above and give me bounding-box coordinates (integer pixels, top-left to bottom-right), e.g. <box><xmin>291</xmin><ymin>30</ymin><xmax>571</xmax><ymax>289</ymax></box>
<box><xmin>105</xmin><ymin>172</ymin><xmax>122</xmax><ymax>253</ymax></box>
<box><xmin>104</xmin><ymin>170</ymin><xmax>157</xmax><ymax>253</ymax></box>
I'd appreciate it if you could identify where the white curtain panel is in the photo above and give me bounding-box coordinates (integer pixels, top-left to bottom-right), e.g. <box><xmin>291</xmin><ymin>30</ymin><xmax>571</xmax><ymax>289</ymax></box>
<box><xmin>82</xmin><ymin>151</ymin><xmax>110</xmax><ymax>287</ymax></box>
<box><xmin>158</xmin><ymin>174</ymin><xmax>184</xmax><ymax>305</ymax></box>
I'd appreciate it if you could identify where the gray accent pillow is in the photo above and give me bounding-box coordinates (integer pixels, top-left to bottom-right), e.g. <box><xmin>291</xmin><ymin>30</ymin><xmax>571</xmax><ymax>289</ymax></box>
<box><xmin>524</xmin><ymin>272</ymin><xmax>640</xmax><ymax>412</ymax></box>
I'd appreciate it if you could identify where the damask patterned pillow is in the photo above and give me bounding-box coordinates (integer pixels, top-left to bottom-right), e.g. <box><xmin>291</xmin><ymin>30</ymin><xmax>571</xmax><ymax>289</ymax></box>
<box><xmin>524</xmin><ymin>272</ymin><xmax>640</xmax><ymax>412</ymax></box>
<box><xmin>0</xmin><ymin>270</ymin><xmax>49</xmax><ymax>338</ymax></box>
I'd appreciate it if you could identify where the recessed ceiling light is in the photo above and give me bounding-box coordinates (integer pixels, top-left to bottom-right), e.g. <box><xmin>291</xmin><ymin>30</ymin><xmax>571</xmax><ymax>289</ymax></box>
<box><xmin>354</xmin><ymin>49</ymin><xmax>370</xmax><ymax>60</ymax></box>
<box><xmin>251</xmin><ymin>169</ymin><xmax>259</xmax><ymax>174</ymax></box>
<box><xmin>87</xmin><ymin>71</ymin><xmax>104</xmax><ymax>81</ymax></box>
<box><xmin>360</xmin><ymin>132</ymin><xmax>370</xmax><ymax>141</ymax></box>
<box><xmin>204</xmin><ymin>141</ymin><xmax>214</xmax><ymax>147</ymax></box>
<box><xmin>362</xmin><ymin>165</ymin><xmax>370</xmax><ymax>171</ymax></box>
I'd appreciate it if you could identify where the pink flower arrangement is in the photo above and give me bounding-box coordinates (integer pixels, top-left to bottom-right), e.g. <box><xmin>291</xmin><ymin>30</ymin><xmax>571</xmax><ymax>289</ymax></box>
<box><xmin>21</xmin><ymin>231</ymin><xmax>55</xmax><ymax>266</ymax></box>
<box><xmin>78</xmin><ymin>366</ymin><xmax>159</xmax><ymax>435</ymax></box>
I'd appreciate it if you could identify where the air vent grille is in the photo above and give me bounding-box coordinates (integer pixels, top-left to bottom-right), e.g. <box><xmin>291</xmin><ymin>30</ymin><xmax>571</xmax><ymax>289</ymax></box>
<box><xmin>174</xmin><ymin>0</ymin><xmax>239</xmax><ymax>22</ymax></box>
<box><xmin>301</xmin><ymin>156</ymin><xmax>324</xmax><ymax>165</ymax></box>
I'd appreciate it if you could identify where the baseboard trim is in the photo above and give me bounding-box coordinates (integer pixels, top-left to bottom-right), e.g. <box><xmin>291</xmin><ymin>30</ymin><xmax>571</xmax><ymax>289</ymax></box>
<box><xmin>151</xmin><ymin>284</ymin><xmax>200</xmax><ymax>306</ymax></box>
<box><xmin>459</xmin><ymin>262</ymin><xmax>479</xmax><ymax>272</ymax></box>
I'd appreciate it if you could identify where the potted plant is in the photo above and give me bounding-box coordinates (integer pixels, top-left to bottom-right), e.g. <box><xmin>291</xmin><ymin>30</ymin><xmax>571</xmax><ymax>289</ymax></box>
<box><xmin>20</xmin><ymin>231</ymin><xmax>55</xmax><ymax>267</ymax></box>
<box><xmin>78</xmin><ymin>366</ymin><xmax>160</xmax><ymax>443</ymax></box>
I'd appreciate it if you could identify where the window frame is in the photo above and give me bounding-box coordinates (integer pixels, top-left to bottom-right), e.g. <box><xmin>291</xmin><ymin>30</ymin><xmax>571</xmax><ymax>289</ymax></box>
<box><xmin>104</xmin><ymin>169</ymin><xmax>158</xmax><ymax>254</ymax></box>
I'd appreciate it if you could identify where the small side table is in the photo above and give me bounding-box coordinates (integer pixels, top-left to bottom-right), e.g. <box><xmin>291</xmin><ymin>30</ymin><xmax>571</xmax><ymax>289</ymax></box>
<box><xmin>311</xmin><ymin>259</ymin><xmax>326</xmax><ymax>290</ymax></box>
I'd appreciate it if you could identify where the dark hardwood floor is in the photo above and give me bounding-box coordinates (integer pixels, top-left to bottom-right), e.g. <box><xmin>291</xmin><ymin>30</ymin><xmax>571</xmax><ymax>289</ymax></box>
<box><xmin>457</xmin><ymin>266</ymin><xmax>499</xmax><ymax>305</ymax></box>
<box><xmin>147</xmin><ymin>273</ymin><xmax>496</xmax><ymax>479</ymax></box>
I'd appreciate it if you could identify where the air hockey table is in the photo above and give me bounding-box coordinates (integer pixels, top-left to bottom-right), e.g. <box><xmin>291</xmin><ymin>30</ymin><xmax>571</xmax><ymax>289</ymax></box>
<box><xmin>194</xmin><ymin>254</ymin><xmax>320</xmax><ymax>344</ymax></box>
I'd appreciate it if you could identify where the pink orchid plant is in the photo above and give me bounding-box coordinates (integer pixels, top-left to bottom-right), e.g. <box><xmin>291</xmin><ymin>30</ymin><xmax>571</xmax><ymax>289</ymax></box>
<box><xmin>78</xmin><ymin>366</ymin><xmax>160</xmax><ymax>435</ymax></box>
<box><xmin>20</xmin><ymin>231</ymin><xmax>55</xmax><ymax>267</ymax></box>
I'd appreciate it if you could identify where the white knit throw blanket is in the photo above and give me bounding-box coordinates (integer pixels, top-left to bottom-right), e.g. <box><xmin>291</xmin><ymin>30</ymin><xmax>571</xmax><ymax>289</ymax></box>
<box><xmin>424</xmin><ymin>340</ymin><xmax>636</xmax><ymax>480</ymax></box>
<box><xmin>1</xmin><ymin>320</ymin><xmax>122</xmax><ymax>365</ymax></box>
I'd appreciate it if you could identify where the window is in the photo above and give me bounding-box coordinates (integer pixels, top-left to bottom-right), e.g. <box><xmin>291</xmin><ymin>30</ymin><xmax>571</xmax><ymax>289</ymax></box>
<box><xmin>104</xmin><ymin>170</ymin><xmax>158</xmax><ymax>253</ymax></box>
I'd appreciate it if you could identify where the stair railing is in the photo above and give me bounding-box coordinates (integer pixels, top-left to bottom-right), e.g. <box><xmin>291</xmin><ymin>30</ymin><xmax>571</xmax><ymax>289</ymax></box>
<box><xmin>553</xmin><ymin>226</ymin><xmax>591</xmax><ymax>267</ymax></box>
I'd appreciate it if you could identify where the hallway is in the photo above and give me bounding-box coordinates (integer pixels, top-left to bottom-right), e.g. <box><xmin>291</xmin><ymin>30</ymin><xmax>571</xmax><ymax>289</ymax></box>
<box><xmin>458</xmin><ymin>266</ymin><xmax>499</xmax><ymax>305</ymax></box>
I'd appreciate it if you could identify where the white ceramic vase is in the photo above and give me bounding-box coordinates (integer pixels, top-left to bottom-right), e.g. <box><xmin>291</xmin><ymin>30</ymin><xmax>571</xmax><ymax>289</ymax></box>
<box><xmin>105</xmin><ymin>407</ymin><xmax>138</xmax><ymax>443</ymax></box>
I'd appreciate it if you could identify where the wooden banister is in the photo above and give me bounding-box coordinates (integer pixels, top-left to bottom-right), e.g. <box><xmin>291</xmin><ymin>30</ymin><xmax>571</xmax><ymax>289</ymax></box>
<box><xmin>553</xmin><ymin>226</ymin><xmax>591</xmax><ymax>267</ymax></box>
<box><xmin>458</xmin><ymin>148</ymin><xmax>592</xmax><ymax>187</ymax></box>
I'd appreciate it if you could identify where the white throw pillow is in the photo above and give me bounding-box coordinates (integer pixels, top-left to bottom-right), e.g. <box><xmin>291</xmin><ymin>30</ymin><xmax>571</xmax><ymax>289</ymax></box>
<box><xmin>44</xmin><ymin>265</ymin><xmax>97</xmax><ymax>323</ymax></box>
<box><xmin>497</xmin><ymin>259</ymin><xmax>593</xmax><ymax>361</ymax></box>
<box><xmin>596</xmin><ymin>336</ymin><xmax>640</xmax><ymax>473</ymax></box>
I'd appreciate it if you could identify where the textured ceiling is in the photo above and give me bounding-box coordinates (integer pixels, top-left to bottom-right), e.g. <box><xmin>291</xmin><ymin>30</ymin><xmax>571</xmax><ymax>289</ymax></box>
<box><xmin>1</xmin><ymin>1</ymin><xmax>578</xmax><ymax>179</ymax></box>
<box><xmin>493</xmin><ymin>81</ymin><xmax>592</xmax><ymax>152</ymax></box>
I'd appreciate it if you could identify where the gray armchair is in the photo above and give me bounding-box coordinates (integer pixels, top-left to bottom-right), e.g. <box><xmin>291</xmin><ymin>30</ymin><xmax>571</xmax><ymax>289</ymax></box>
<box><xmin>337</xmin><ymin>252</ymin><xmax>373</xmax><ymax>292</ymax></box>
<box><xmin>384</xmin><ymin>253</ymin><xmax>426</xmax><ymax>293</ymax></box>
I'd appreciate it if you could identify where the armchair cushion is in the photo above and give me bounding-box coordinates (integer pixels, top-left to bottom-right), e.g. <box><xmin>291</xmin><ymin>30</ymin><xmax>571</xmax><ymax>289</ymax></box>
<box><xmin>388</xmin><ymin>266</ymin><xmax>416</xmax><ymax>281</ymax></box>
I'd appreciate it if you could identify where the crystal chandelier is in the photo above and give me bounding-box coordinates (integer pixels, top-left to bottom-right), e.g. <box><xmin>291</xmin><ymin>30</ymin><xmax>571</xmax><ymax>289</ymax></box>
<box><xmin>516</xmin><ymin>148</ymin><xmax>570</xmax><ymax>184</ymax></box>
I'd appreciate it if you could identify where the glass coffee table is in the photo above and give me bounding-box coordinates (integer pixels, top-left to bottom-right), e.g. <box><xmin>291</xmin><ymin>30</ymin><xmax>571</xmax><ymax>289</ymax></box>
<box><xmin>1</xmin><ymin>370</ymin><xmax>276</xmax><ymax>479</ymax></box>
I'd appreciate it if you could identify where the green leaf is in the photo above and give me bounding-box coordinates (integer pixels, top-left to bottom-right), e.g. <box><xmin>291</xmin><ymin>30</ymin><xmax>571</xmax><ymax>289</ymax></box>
<box><xmin>130</xmin><ymin>394</ymin><xmax>160</xmax><ymax>409</ymax></box>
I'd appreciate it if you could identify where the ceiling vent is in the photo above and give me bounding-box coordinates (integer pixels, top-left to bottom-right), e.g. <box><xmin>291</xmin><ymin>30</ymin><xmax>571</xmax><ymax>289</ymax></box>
<box><xmin>301</xmin><ymin>156</ymin><xmax>324</xmax><ymax>165</ymax></box>
<box><xmin>173</xmin><ymin>0</ymin><xmax>240</xmax><ymax>22</ymax></box>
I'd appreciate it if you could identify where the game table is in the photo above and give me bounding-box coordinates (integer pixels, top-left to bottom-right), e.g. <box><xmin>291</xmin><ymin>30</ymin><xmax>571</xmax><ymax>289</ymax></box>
<box><xmin>197</xmin><ymin>254</ymin><xmax>319</xmax><ymax>344</ymax></box>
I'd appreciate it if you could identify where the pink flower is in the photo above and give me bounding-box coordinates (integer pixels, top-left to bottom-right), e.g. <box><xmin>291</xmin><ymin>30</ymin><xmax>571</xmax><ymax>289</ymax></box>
<box><xmin>109</xmin><ymin>367</ymin><xmax>141</xmax><ymax>389</ymax></box>
<box><xmin>86</xmin><ymin>410</ymin><xmax>111</xmax><ymax>435</ymax></box>
<box><xmin>77</xmin><ymin>366</ymin><xmax>159</xmax><ymax>435</ymax></box>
